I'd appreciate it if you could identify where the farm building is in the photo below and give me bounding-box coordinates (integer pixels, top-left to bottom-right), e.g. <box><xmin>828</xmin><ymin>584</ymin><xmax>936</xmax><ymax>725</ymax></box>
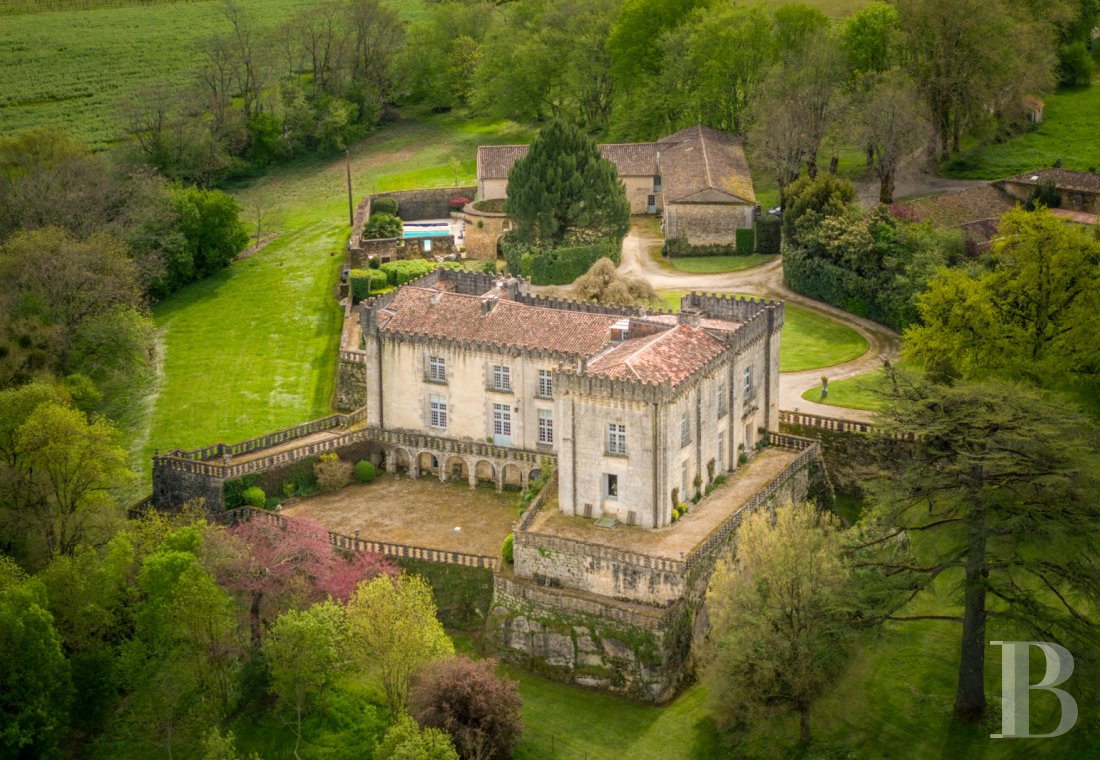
<box><xmin>997</xmin><ymin>168</ymin><xmax>1100</xmax><ymax>215</ymax></box>
<box><xmin>476</xmin><ymin>125</ymin><xmax>757</xmax><ymax>246</ymax></box>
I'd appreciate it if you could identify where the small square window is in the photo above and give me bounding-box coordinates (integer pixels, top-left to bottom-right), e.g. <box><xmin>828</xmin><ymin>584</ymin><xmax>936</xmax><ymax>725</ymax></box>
<box><xmin>605</xmin><ymin>473</ymin><xmax>619</xmax><ymax>499</ymax></box>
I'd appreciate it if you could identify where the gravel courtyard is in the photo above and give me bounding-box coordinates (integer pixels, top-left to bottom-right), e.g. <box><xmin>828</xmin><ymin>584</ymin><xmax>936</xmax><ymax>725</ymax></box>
<box><xmin>279</xmin><ymin>473</ymin><xmax>517</xmax><ymax>556</ymax></box>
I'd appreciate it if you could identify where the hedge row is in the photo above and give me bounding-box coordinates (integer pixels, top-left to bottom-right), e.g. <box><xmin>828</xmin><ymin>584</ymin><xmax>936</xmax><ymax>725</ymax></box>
<box><xmin>349</xmin><ymin>269</ymin><xmax>390</xmax><ymax>301</ymax></box>
<box><xmin>756</xmin><ymin>215</ymin><xmax>781</xmax><ymax>254</ymax></box>
<box><xmin>502</xmin><ymin>237</ymin><xmax>619</xmax><ymax>285</ymax></box>
<box><xmin>661</xmin><ymin>227</ymin><xmax>757</xmax><ymax>258</ymax></box>
<box><xmin>371</xmin><ymin>196</ymin><xmax>399</xmax><ymax>216</ymax></box>
<box><xmin>782</xmin><ymin>247</ymin><xmax>906</xmax><ymax>330</ymax></box>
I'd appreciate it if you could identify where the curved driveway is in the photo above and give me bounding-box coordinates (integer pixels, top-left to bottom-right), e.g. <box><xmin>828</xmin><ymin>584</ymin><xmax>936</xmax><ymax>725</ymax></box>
<box><xmin>618</xmin><ymin>223</ymin><xmax>900</xmax><ymax>422</ymax></box>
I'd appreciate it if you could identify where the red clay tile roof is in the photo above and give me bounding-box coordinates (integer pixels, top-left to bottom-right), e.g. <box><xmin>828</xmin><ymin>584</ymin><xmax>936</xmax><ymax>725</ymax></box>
<box><xmin>377</xmin><ymin>287</ymin><xmax>619</xmax><ymax>356</ymax></box>
<box><xmin>645</xmin><ymin>313</ymin><xmax>742</xmax><ymax>334</ymax></box>
<box><xmin>1003</xmin><ymin>168</ymin><xmax>1100</xmax><ymax>194</ymax></box>
<box><xmin>586</xmin><ymin>325</ymin><xmax>726</xmax><ymax>387</ymax></box>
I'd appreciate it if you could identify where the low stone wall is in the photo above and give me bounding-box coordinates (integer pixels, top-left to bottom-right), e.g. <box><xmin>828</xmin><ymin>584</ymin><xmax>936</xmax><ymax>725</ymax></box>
<box><xmin>351</xmin><ymin>235</ymin><xmax>456</xmax><ymax>268</ymax></box>
<box><xmin>380</xmin><ymin>186</ymin><xmax>478</xmax><ymax>222</ymax></box>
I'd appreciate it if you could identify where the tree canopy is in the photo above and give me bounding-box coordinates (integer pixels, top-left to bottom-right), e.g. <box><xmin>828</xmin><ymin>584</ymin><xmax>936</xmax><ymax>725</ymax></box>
<box><xmin>504</xmin><ymin>120</ymin><xmax>630</xmax><ymax>248</ymax></box>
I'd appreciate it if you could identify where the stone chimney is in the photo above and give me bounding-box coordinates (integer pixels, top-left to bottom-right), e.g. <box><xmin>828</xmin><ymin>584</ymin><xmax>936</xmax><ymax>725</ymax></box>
<box><xmin>678</xmin><ymin>307</ymin><xmax>702</xmax><ymax>328</ymax></box>
<box><xmin>480</xmin><ymin>294</ymin><xmax>498</xmax><ymax>316</ymax></box>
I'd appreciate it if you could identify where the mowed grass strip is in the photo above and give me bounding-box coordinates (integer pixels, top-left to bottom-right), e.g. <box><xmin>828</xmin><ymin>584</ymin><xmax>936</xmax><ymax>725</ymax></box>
<box><xmin>657</xmin><ymin>291</ymin><xmax>868</xmax><ymax>372</ymax></box>
<box><xmin>666</xmin><ymin>254</ymin><xmax>778</xmax><ymax>274</ymax></box>
<box><xmin>802</xmin><ymin>371</ymin><xmax>886</xmax><ymax>411</ymax></box>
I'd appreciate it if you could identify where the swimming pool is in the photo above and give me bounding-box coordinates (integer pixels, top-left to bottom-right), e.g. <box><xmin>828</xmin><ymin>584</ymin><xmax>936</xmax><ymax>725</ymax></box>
<box><xmin>403</xmin><ymin>229</ymin><xmax>450</xmax><ymax>238</ymax></box>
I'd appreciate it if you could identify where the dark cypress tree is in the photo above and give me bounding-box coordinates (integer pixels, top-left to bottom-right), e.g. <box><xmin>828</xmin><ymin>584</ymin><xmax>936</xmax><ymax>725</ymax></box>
<box><xmin>504</xmin><ymin>121</ymin><xmax>631</xmax><ymax>247</ymax></box>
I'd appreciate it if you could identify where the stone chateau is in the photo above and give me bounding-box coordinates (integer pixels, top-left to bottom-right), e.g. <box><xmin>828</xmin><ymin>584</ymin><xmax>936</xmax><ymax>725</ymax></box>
<box><xmin>151</xmin><ymin>267</ymin><xmax>823</xmax><ymax>700</ymax></box>
<box><xmin>360</xmin><ymin>268</ymin><xmax>781</xmax><ymax>529</ymax></box>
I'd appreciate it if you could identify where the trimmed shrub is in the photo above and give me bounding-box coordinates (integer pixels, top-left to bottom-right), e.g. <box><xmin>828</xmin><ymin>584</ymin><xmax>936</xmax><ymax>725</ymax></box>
<box><xmin>661</xmin><ymin>238</ymin><xmax>737</xmax><ymax>257</ymax></box>
<box><xmin>263</xmin><ymin>496</ymin><xmax>282</xmax><ymax>510</ymax></box>
<box><xmin>354</xmin><ymin>460</ymin><xmax>378</xmax><ymax>483</ymax></box>
<box><xmin>223</xmin><ymin>474</ymin><xmax>261</xmax><ymax>509</ymax></box>
<box><xmin>242</xmin><ymin>486</ymin><xmax>266</xmax><ymax>508</ymax></box>
<box><xmin>314</xmin><ymin>452</ymin><xmax>352</xmax><ymax>491</ymax></box>
<box><xmin>372</xmin><ymin>196</ymin><xmax>399</xmax><ymax>216</ymax></box>
<box><xmin>349</xmin><ymin>269</ymin><xmax>390</xmax><ymax>301</ymax></box>
<box><xmin>735</xmin><ymin>228</ymin><xmax>755</xmax><ymax>254</ymax></box>
<box><xmin>502</xmin><ymin>533</ymin><xmax>514</xmax><ymax>564</ymax></box>
<box><xmin>380</xmin><ymin>259</ymin><xmax>436</xmax><ymax>286</ymax></box>
<box><xmin>756</xmin><ymin>214</ymin><xmax>781</xmax><ymax>253</ymax></box>
<box><xmin>501</xmin><ymin>235</ymin><xmax>618</xmax><ymax>285</ymax></box>
<box><xmin>368</xmin><ymin>256</ymin><xmax>381</xmax><ymax>269</ymax></box>
<box><xmin>364</xmin><ymin>212</ymin><xmax>403</xmax><ymax>240</ymax></box>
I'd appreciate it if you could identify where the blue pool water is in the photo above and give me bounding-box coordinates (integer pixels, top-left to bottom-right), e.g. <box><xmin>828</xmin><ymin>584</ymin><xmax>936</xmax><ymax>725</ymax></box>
<box><xmin>403</xmin><ymin>229</ymin><xmax>450</xmax><ymax>238</ymax></box>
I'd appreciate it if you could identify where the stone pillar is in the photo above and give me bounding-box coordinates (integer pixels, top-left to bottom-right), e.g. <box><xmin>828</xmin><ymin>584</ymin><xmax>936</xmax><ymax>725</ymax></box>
<box><xmin>385</xmin><ymin>448</ymin><xmax>397</xmax><ymax>475</ymax></box>
<box><xmin>439</xmin><ymin>457</ymin><xmax>448</xmax><ymax>483</ymax></box>
<box><xmin>468</xmin><ymin>461</ymin><xmax>478</xmax><ymax>490</ymax></box>
<box><xmin>520</xmin><ymin>468</ymin><xmax>530</xmax><ymax>492</ymax></box>
<box><xmin>495</xmin><ymin>464</ymin><xmax>504</xmax><ymax>493</ymax></box>
<box><xmin>410</xmin><ymin>452</ymin><xmax>420</xmax><ymax>479</ymax></box>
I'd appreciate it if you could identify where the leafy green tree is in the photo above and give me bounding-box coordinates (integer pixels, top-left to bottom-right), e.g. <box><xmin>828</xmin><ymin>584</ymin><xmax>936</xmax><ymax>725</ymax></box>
<box><xmin>856</xmin><ymin>70</ymin><xmax>929</xmax><ymax>203</ymax></box>
<box><xmin>658</xmin><ymin>3</ymin><xmax>775</xmax><ymax>135</ymax></box>
<box><xmin>505</xmin><ymin>121</ymin><xmax>630</xmax><ymax>248</ymax></box>
<box><xmin>171</xmin><ymin>185</ymin><xmax>250</xmax><ymax>278</ymax></box>
<box><xmin>365</xmin><ymin>213</ymin><xmax>404</xmax><ymax>240</ymax></box>
<box><xmin>264</xmin><ymin>601</ymin><xmax>348</xmax><ymax>759</ymax></box>
<box><xmin>840</xmin><ymin>1</ymin><xmax>901</xmax><ymax>78</ymax></box>
<box><xmin>0</xmin><ymin>387</ymin><xmax>132</xmax><ymax>562</ymax></box>
<box><xmin>781</xmin><ymin>174</ymin><xmax>858</xmax><ymax>245</ymax></box>
<box><xmin>0</xmin><ymin>557</ymin><xmax>73</xmax><ymax>758</ymax></box>
<box><xmin>699</xmin><ymin>502</ymin><xmax>851</xmax><ymax>747</ymax></box>
<box><xmin>374</xmin><ymin>714</ymin><xmax>458</xmax><ymax>760</ymax></box>
<box><xmin>0</xmin><ymin>227</ymin><xmax>151</xmax><ymax>389</ymax></box>
<box><xmin>905</xmin><ymin>207</ymin><xmax>1100</xmax><ymax>385</ymax></box>
<box><xmin>346</xmin><ymin>573</ymin><xmax>454</xmax><ymax>715</ymax></box>
<box><xmin>853</xmin><ymin>374</ymin><xmax>1100</xmax><ymax>722</ymax></box>
<box><xmin>771</xmin><ymin>2</ymin><xmax>829</xmax><ymax>61</ymax></box>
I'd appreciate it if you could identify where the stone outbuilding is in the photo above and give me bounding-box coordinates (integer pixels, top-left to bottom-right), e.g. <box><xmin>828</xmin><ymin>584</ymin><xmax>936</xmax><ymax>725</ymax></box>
<box><xmin>475</xmin><ymin>124</ymin><xmax>756</xmax><ymax>246</ymax></box>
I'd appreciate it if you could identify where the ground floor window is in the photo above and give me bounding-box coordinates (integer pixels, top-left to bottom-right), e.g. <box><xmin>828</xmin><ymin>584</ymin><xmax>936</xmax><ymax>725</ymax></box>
<box><xmin>605</xmin><ymin>473</ymin><xmax>619</xmax><ymax>499</ymax></box>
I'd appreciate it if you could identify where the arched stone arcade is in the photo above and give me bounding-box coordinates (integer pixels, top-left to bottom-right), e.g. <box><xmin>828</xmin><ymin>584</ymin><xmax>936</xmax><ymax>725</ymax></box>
<box><xmin>381</xmin><ymin>443</ymin><xmax>536</xmax><ymax>492</ymax></box>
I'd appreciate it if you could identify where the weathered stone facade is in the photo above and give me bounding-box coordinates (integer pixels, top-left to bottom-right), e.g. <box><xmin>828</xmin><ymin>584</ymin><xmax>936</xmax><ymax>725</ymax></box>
<box><xmin>334</xmin><ymin>350</ymin><xmax>368</xmax><ymax>411</ymax></box>
<box><xmin>663</xmin><ymin>202</ymin><xmax>755</xmax><ymax>246</ymax></box>
<box><xmin>457</xmin><ymin>204</ymin><xmax>511</xmax><ymax>260</ymax></box>
<box><xmin>350</xmin><ymin>235</ymin><xmax>457</xmax><ymax>268</ymax></box>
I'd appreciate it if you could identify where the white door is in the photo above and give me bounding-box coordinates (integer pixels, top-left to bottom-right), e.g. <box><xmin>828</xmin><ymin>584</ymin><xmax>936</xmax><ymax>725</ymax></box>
<box><xmin>493</xmin><ymin>403</ymin><xmax>512</xmax><ymax>446</ymax></box>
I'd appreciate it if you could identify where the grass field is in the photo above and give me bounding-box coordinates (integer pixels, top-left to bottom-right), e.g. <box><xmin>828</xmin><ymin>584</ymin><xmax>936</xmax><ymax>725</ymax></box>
<box><xmin>658</xmin><ymin>292</ymin><xmax>868</xmax><ymax>373</ymax></box>
<box><xmin>0</xmin><ymin>0</ymin><xmax>433</xmax><ymax>148</ymax></box>
<box><xmin>944</xmin><ymin>80</ymin><xmax>1100</xmax><ymax>179</ymax></box>
<box><xmin>120</xmin><ymin>111</ymin><xmax>532</xmax><ymax>491</ymax></box>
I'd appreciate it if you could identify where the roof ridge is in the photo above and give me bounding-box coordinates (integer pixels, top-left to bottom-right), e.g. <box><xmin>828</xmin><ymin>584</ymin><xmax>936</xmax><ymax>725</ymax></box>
<box><xmin>696</xmin><ymin>125</ymin><xmax>714</xmax><ymax>191</ymax></box>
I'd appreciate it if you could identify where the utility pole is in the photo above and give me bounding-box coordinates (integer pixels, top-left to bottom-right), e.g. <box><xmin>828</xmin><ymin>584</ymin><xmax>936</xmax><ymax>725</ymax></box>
<box><xmin>346</xmin><ymin>149</ymin><xmax>354</xmax><ymax>227</ymax></box>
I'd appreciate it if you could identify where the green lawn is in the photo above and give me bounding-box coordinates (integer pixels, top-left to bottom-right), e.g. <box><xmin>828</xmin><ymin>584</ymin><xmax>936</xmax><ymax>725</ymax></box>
<box><xmin>122</xmin><ymin>111</ymin><xmax>533</xmax><ymax>491</ymax></box>
<box><xmin>944</xmin><ymin>80</ymin><xmax>1100</xmax><ymax>179</ymax></box>
<box><xmin>658</xmin><ymin>292</ymin><xmax>868</xmax><ymax>373</ymax></box>
<box><xmin>663</xmin><ymin>254</ymin><xmax>778</xmax><ymax>274</ymax></box>
<box><xmin>801</xmin><ymin>371</ymin><xmax>886</xmax><ymax>411</ymax></box>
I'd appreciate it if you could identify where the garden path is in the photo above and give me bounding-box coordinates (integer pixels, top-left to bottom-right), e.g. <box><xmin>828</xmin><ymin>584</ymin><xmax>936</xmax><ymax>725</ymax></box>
<box><xmin>618</xmin><ymin>221</ymin><xmax>900</xmax><ymax>422</ymax></box>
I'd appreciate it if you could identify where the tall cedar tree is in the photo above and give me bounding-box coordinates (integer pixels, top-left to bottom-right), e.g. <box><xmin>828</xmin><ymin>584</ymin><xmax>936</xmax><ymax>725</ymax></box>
<box><xmin>853</xmin><ymin>372</ymin><xmax>1100</xmax><ymax>722</ymax></box>
<box><xmin>504</xmin><ymin>121</ymin><xmax>630</xmax><ymax>248</ymax></box>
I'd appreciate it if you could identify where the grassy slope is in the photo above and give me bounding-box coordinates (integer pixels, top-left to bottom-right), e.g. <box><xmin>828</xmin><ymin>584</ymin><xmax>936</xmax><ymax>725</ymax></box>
<box><xmin>658</xmin><ymin>291</ymin><xmax>868</xmax><ymax>372</ymax></box>
<box><xmin>801</xmin><ymin>371</ymin><xmax>886</xmax><ymax>411</ymax></box>
<box><xmin>944</xmin><ymin>80</ymin><xmax>1100</xmax><ymax>179</ymax></box>
<box><xmin>125</xmin><ymin>112</ymin><xmax>532</xmax><ymax>490</ymax></box>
